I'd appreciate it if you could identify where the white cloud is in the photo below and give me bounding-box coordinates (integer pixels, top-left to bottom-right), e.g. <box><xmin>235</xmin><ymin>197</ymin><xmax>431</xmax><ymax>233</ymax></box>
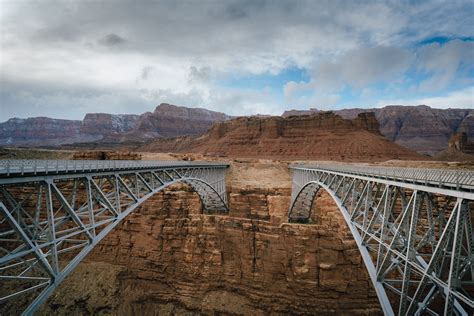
<box><xmin>0</xmin><ymin>0</ymin><xmax>473</xmax><ymax>120</ymax></box>
<box><xmin>376</xmin><ymin>86</ymin><xmax>474</xmax><ymax>109</ymax></box>
<box><xmin>416</xmin><ymin>40</ymin><xmax>474</xmax><ymax>91</ymax></box>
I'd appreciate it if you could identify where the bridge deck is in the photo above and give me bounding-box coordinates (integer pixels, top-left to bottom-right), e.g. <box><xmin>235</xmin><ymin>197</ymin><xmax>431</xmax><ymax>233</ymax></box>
<box><xmin>291</xmin><ymin>163</ymin><xmax>474</xmax><ymax>193</ymax></box>
<box><xmin>0</xmin><ymin>159</ymin><xmax>229</xmax><ymax>180</ymax></box>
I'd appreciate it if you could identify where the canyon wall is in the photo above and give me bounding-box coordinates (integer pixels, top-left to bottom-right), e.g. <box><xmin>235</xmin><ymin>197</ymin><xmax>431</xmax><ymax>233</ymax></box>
<box><xmin>36</xmin><ymin>161</ymin><xmax>381</xmax><ymax>315</ymax></box>
<box><xmin>0</xmin><ymin>117</ymin><xmax>97</xmax><ymax>147</ymax></box>
<box><xmin>283</xmin><ymin>105</ymin><xmax>474</xmax><ymax>155</ymax></box>
<box><xmin>141</xmin><ymin>112</ymin><xmax>423</xmax><ymax>161</ymax></box>
<box><xmin>0</xmin><ymin>104</ymin><xmax>230</xmax><ymax>147</ymax></box>
<box><xmin>2</xmin><ymin>103</ymin><xmax>472</xmax><ymax>156</ymax></box>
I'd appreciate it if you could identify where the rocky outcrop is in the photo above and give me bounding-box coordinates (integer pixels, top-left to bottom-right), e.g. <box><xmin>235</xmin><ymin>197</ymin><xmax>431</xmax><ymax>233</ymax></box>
<box><xmin>36</xmin><ymin>180</ymin><xmax>381</xmax><ymax>315</ymax></box>
<box><xmin>0</xmin><ymin>103</ymin><xmax>230</xmax><ymax>147</ymax></box>
<box><xmin>0</xmin><ymin>117</ymin><xmax>101</xmax><ymax>147</ymax></box>
<box><xmin>135</xmin><ymin>103</ymin><xmax>230</xmax><ymax>137</ymax></box>
<box><xmin>284</xmin><ymin>105</ymin><xmax>473</xmax><ymax>155</ymax></box>
<box><xmin>283</xmin><ymin>108</ymin><xmax>320</xmax><ymax>117</ymax></box>
<box><xmin>81</xmin><ymin>113</ymin><xmax>140</xmax><ymax>136</ymax></box>
<box><xmin>141</xmin><ymin>111</ymin><xmax>423</xmax><ymax>161</ymax></box>
<box><xmin>4</xmin><ymin>103</ymin><xmax>472</xmax><ymax>156</ymax></box>
<box><xmin>434</xmin><ymin>132</ymin><xmax>474</xmax><ymax>161</ymax></box>
<box><xmin>72</xmin><ymin>150</ymin><xmax>142</xmax><ymax>160</ymax></box>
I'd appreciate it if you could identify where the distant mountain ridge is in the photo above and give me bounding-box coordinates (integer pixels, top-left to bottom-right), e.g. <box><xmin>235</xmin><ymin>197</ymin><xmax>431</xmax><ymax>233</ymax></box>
<box><xmin>139</xmin><ymin>111</ymin><xmax>423</xmax><ymax>161</ymax></box>
<box><xmin>0</xmin><ymin>103</ymin><xmax>231</xmax><ymax>147</ymax></box>
<box><xmin>1</xmin><ymin>103</ymin><xmax>472</xmax><ymax>156</ymax></box>
<box><xmin>283</xmin><ymin>105</ymin><xmax>473</xmax><ymax>155</ymax></box>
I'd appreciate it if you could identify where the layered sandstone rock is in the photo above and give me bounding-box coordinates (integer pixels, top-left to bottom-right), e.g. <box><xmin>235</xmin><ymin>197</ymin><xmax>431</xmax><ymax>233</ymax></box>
<box><xmin>0</xmin><ymin>117</ymin><xmax>94</xmax><ymax>146</ymax></box>
<box><xmin>72</xmin><ymin>150</ymin><xmax>142</xmax><ymax>160</ymax></box>
<box><xmin>141</xmin><ymin>112</ymin><xmax>423</xmax><ymax>161</ymax></box>
<box><xmin>81</xmin><ymin>113</ymin><xmax>140</xmax><ymax>136</ymax></box>
<box><xmin>284</xmin><ymin>105</ymin><xmax>473</xmax><ymax>155</ymax></box>
<box><xmin>135</xmin><ymin>103</ymin><xmax>230</xmax><ymax>137</ymax></box>
<box><xmin>1</xmin><ymin>103</ymin><xmax>230</xmax><ymax>147</ymax></box>
<box><xmin>38</xmin><ymin>183</ymin><xmax>381</xmax><ymax>315</ymax></box>
<box><xmin>434</xmin><ymin>132</ymin><xmax>474</xmax><ymax>161</ymax></box>
<box><xmin>448</xmin><ymin>132</ymin><xmax>474</xmax><ymax>153</ymax></box>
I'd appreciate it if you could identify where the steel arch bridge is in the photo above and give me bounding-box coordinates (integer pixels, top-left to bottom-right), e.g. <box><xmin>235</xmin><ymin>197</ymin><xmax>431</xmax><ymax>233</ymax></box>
<box><xmin>289</xmin><ymin>163</ymin><xmax>474</xmax><ymax>316</ymax></box>
<box><xmin>0</xmin><ymin>159</ymin><xmax>229</xmax><ymax>315</ymax></box>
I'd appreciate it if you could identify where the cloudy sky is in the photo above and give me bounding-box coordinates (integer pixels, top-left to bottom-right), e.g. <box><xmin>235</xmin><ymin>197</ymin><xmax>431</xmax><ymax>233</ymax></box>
<box><xmin>0</xmin><ymin>0</ymin><xmax>473</xmax><ymax>121</ymax></box>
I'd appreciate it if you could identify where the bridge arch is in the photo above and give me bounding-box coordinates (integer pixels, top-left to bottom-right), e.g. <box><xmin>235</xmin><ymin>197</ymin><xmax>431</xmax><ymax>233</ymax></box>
<box><xmin>288</xmin><ymin>165</ymin><xmax>474</xmax><ymax>316</ymax></box>
<box><xmin>151</xmin><ymin>177</ymin><xmax>229</xmax><ymax>215</ymax></box>
<box><xmin>289</xmin><ymin>180</ymin><xmax>393</xmax><ymax>314</ymax></box>
<box><xmin>0</xmin><ymin>160</ymin><xmax>229</xmax><ymax>315</ymax></box>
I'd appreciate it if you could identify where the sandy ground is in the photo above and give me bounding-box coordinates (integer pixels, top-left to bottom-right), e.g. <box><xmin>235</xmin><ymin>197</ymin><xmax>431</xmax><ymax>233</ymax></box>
<box><xmin>226</xmin><ymin>159</ymin><xmax>292</xmax><ymax>189</ymax></box>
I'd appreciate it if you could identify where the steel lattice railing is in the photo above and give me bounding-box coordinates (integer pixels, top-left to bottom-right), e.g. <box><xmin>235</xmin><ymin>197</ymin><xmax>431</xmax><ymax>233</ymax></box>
<box><xmin>295</xmin><ymin>163</ymin><xmax>474</xmax><ymax>192</ymax></box>
<box><xmin>289</xmin><ymin>164</ymin><xmax>474</xmax><ymax>316</ymax></box>
<box><xmin>0</xmin><ymin>159</ymin><xmax>226</xmax><ymax>176</ymax></box>
<box><xmin>0</xmin><ymin>160</ymin><xmax>229</xmax><ymax>315</ymax></box>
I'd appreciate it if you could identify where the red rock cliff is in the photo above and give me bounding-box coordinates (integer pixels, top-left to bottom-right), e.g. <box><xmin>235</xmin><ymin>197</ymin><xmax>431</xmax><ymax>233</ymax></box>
<box><xmin>37</xmin><ymin>182</ymin><xmax>382</xmax><ymax>315</ymax></box>
<box><xmin>142</xmin><ymin>111</ymin><xmax>423</xmax><ymax>161</ymax></box>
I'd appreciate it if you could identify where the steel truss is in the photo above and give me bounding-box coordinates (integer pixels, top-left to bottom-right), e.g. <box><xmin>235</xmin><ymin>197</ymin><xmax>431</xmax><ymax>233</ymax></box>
<box><xmin>0</xmin><ymin>160</ymin><xmax>229</xmax><ymax>315</ymax></box>
<box><xmin>289</xmin><ymin>164</ymin><xmax>473</xmax><ymax>316</ymax></box>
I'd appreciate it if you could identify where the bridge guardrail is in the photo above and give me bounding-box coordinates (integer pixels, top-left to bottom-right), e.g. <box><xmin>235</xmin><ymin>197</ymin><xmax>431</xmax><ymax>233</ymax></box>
<box><xmin>0</xmin><ymin>159</ymin><xmax>229</xmax><ymax>177</ymax></box>
<box><xmin>290</xmin><ymin>163</ymin><xmax>474</xmax><ymax>191</ymax></box>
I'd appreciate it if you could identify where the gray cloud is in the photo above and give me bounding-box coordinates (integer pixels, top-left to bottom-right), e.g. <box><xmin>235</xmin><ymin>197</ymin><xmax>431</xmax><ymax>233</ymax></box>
<box><xmin>1</xmin><ymin>0</ymin><xmax>473</xmax><ymax>120</ymax></box>
<box><xmin>140</xmin><ymin>66</ymin><xmax>155</xmax><ymax>81</ymax></box>
<box><xmin>188</xmin><ymin>66</ymin><xmax>212</xmax><ymax>83</ymax></box>
<box><xmin>416</xmin><ymin>40</ymin><xmax>474</xmax><ymax>91</ymax></box>
<box><xmin>5</xmin><ymin>0</ymin><xmax>471</xmax><ymax>67</ymax></box>
<box><xmin>99</xmin><ymin>33</ymin><xmax>126</xmax><ymax>47</ymax></box>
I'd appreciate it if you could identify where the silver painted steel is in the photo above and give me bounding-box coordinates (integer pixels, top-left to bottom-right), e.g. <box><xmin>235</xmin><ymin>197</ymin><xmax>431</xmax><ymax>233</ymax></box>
<box><xmin>0</xmin><ymin>160</ymin><xmax>229</xmax><ymax>315</ymax></box>
<box><xmin>289</xmin><ymin>164</ymin><xmax>473</xmax><ymax>316</ymax></box>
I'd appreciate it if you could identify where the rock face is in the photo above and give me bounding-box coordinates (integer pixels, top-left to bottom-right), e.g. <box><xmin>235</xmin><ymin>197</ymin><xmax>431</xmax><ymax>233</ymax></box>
<box><xmin>72</xmin><ymin>150</ymin><xmax>142</xmax><ymax>160</ymax></box>
<box><xmin>135</xmin><ymin>103</ymin><xmax>230</xmax><ymax>137</ymax></box>
<box><xmin>434</xmin><ymin>132</ymin><xmax>474</xmax><ymax>161</ymax></box>
<box><xmin>81</xmin><ymin>113</ymin><xmax>140</xmax><ymax>136</ymax></box>
<box><xmin>141</xmin><ymin>111</ymin><xmax>423</xmax><ymax>161</ymax></box>
<box><xmin>0</xmin><ymin>103</ymin><xmax>230</xmax><ymax>147</ymax></box>
<box><xmin>36</xmin><ymin>170</ymin><xmax>382</xmax><ymax>315</ymax></box>
<box><xmin>283</xmin><ymin>105</ymin><xmax>474</xmax><ymax>155</ymax></box>
<box><xmin>448</xmin><ymin>132</ymin><xmax>474</xmax><ymax>154</ymax></box>
<box><xmin>0</xmin><ymin>117</ymin><xmax>99</xmax><ymax>147</ymax></box>
<box><xmin>3</xmin><ymin>103</ymin><xmax>472</xmax><ymax>156</ymax></box>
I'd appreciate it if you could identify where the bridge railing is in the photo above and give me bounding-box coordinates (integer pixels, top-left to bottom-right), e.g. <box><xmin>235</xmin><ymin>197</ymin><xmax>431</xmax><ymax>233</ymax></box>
<box><xmin>0</xmin><ymin>159</ymin><xmax>229</xmax><ymax>177</ymax></box>
<box><xmin>290</xmin><ymin>163</ymin><xmax>474</xmax><ymax>191</ymax></box>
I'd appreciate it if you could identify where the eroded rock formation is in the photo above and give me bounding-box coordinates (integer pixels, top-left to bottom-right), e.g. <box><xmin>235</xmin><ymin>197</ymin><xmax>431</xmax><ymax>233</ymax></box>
<box><xmin>141</xmin><ymin>111</ymin><xmax>423</xmax><ymax>161</ymax></box>
<box><xmin>0</xmin><ymin>117</ymin><xmax>94</xmax><ymax>147</ymax></box>
<box><xmin>283</xmin><ymin>105</ymin><xmax>474</xmax><ymax>155</ymax></box>
<box><xmin>37</xmin><ymin>180</ymin><xmax>382</xmax><ymax>315</ymax></box>
<box><xmin>434</xmin><ymin>132</ymin><xmax>474</xmax><ymax>161</ymax></box>
<box><xmin>0</xmin><ymin>104</ymin><xmax>230</xmax><ymax>147</ymax></box>
<box><xmin>0</xmin><ymin>161</ymin><xmax>380</xmax><ymax>314</ymax></box>
<box><xmin>72</xmin><ymin>150</ymin><xmax>142</xmax><ymax>160</ymax></box>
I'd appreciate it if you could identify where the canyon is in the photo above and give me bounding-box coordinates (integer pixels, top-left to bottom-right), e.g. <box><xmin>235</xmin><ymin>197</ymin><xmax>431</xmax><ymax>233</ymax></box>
<box><xmin>30</xmin><ymin>159</ymin><xmax>382</xmax><ymax>315</ymax></box>
<box><xmin>1</xmin><ymin>103</ymin><xmax>473</xmax><ymax>315</ymax></box>
<box><xmin>0</xmin><ymin>151</ymin><xmax>472</xmax><ymax>315</ymax></box>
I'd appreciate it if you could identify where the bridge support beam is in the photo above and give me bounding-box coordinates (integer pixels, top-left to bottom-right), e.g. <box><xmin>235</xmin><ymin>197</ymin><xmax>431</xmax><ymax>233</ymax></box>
<box><xmin>0</xmin><ymin>160</ymin><xmax>229</xmax><ymax>315</ymax></box>
<box><xmin>289</xmin><ymin>164</ymin><xmax>474</xmax><ymax>316</ymax></box>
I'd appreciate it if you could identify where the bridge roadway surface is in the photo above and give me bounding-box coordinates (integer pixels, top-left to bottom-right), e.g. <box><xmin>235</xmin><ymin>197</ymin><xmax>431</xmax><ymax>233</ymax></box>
<box><xmin>0</xmin><ymin>159</ymin><xmax>473</xmax><ymax>315</ymax></box>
